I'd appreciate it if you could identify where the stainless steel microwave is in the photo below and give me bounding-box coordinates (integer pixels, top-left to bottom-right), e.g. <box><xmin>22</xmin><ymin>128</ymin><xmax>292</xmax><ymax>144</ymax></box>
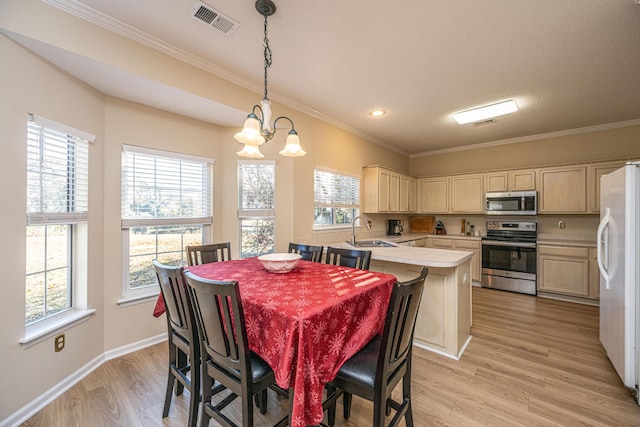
<box><xmin>485</xmin><ymin>191</ymin><xmax>537</xmax><ymax>215</ymax></box>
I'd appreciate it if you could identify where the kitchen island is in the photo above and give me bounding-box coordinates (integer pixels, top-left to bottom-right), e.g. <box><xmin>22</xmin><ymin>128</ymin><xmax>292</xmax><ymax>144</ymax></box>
<box><xmin>334</xmin><ymin>240</ymin><xmax>473</xmax><ymax>360</ymax></box>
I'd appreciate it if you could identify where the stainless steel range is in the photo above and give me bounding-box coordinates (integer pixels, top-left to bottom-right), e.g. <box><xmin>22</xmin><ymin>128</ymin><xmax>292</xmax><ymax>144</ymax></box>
<box><xmin>481</xmin><ymin>220</ymin><xmax>537</xmax><ymax>295</ymax></box>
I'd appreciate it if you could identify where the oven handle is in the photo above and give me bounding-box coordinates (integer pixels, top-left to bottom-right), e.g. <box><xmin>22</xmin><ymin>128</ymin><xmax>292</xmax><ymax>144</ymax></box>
<box><xmin>482</xmin><ymin>240</ymin><xmax>537</xmax><ymax>248</ymax></box>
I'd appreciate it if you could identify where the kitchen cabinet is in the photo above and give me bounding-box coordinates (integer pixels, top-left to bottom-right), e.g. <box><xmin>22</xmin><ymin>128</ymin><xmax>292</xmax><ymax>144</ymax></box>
<box><xmin>537</xmin><ymin>244</ymin><xmax>598</xmax><ymax>300</ymax></box>
<box><xmin>399</xmin><ymin>175</ymin><xmax>417</xmax><ymax>212</ymax></box>
<box><xmin>485</xmin><ymin>169</ymin><xmax>536</xmax><ymax>192</ymax></box>
<box><xmin>419</xmin><ymin>174</ymin><xmax>484</xmax><ymax>214</ymax></box>
<box><xmin>363</xmin><ymin>166</ymin><xmax>416</xmax><ymax>213</ymax></box>
<box><xmin>450</xmin><ymin>174</ymin><xmax>485</xmax><ymax>213</ymax></box>
<box><xmin>587</xmin><ymin>160</ymin><xmax>625</xmax><ymax>213</ymax></box>
<box><xmin>419</xmin><ymin>177</ymin><xmax>449</xmax><ymax>213</ymax></box>
<box><xmin>537</xmin><ymin>166</ymin><xmax>587</xmax><ymax>213</ymax></box>
<box><xmin>425</xmin><ymin>236</ymin><xmax>482</xmax><ymax>283</ymax></box>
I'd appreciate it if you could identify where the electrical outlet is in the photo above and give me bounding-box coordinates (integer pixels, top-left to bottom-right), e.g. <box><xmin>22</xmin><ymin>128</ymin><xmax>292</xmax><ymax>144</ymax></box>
<box><xmin>54</xmin><ymin>333</ymin><xmax>65</xmax><ymax>352</ymax></box>
<box><xmin>558</xmin><ymin>220</ymin><xmax>566</xmax><ymax>229</ymax></box>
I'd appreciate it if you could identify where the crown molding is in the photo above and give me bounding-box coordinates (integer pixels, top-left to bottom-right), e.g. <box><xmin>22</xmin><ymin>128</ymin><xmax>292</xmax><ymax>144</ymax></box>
<box><xmin>410</xmin><ymin>118</ymin><xmax>640</xmax><ymax>158</ymax></box>
<box><xmin>42</xmin><ymin>0</ymin><xmax>401</xmax><ymax>155</ymax></box>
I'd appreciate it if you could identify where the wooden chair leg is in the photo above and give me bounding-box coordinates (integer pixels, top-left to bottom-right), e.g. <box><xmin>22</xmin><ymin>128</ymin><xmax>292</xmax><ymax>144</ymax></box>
<box><xmin>258</xmin><ymin>389</ymin><xmax>268</xmax><ymax>414</ymax></box>
<box><xmin>373</xmin><ymin>393</ymin><xmax>386</xmax><ymax>427</ymax></box>
<box><xmin>325</xmin><ymin>385</ymin><xmax>337</xmax><ymax>427</ymax></box>
<box><xmin>162</xmin><ymin>369</ymin><xmax>174</xmax><ymax>417</ymax></box>
<box><xmin>343</xmin><ymin>392</ymin><xmax>352</xmax><ymax>419</ymax></box>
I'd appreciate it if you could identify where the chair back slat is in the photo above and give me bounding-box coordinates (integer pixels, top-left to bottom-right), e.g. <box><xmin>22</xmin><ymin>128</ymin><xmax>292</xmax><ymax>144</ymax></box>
<box><xmin>380</xmin><ymin>267</ymin><xmax>428</xmax><ymax>375</ymax></box>
<box><xmin>186</xmin><ymin>242</ymin><xmax>231</xmax><ymax>266</ymax></box>
<box><xmin>185</xmin><ymin>271</ymin><xmax>250</xmax><ymax>381</ymax></box>
<box><xmin>325</xmin><ymin>246</ymin><xmax>372</xmax><ymax>270</ymax></box>
<box><xmin>288</xmin><ymin>243</ymin><xmax>324</xmax><ymax>262</ymax></box>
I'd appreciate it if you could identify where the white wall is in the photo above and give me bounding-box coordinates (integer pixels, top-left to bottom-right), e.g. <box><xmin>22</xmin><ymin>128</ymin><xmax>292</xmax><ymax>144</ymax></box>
<box><xmin>0</xmin><ymin>33</ymin><xmax>106</xmax><ymax>421</ymax></box>
<box><xmin>0</xmin><ymin>1</ymin><xmax>409</xmax><ymax>422</ymax></box>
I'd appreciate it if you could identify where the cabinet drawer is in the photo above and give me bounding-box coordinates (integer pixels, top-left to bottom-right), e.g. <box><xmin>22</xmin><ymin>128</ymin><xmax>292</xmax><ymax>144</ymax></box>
<box><xmin>455</xmin><ymin>240</ymin><xmax>480</xmax><ymax>250</ymax></box>
<box><xmin>538</xmin><ymin>245</ymin><xmax>589</xmax><ymax>258</ymax></box>
<box><xmin>430</xmin><ymin>238</ymin><xmax>454</xmax><ymax>249</ymax></box>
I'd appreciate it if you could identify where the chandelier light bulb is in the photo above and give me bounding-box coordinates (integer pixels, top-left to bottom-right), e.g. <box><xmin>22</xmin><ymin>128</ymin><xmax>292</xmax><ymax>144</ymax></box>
<box><xmin>233</xmin><ymin>0</ymin><xmax>305</xmax><ymax>158</ymax></box>
<box><xmin>279</xmin><ymin>131</ymin><xmax>306</xmax><ymax>157</ymax></box>
<box><xmin>236</xmin><ymin>144</ymin><xmax>265</xmax><ymax>158</ymax></box>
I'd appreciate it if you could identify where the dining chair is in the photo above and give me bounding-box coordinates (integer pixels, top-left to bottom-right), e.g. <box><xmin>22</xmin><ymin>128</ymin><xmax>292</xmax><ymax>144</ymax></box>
<box><xmin>325</xmin><ymin>267</ymin><xmax>429</xmax><ymax>427</ymax></box>
<box><xmin>325</xmin><ymin>246</ymin><xmax>372</xmax><ymax>270</ymax></box>
<box><xmin>186</xmin><ymin>242</ymin><xmax>231</xmax><ymax>266</ymax></box>
<box><xmin>153</xmin><ymin>259</ymin><xmax>201</xmax><ymax>427</ymax></box>
<box><xmin>288</xmin><ymin>243</ymin><xmax>324</xmax><ymax>262</ymax></box>
<box><xmin>184</xmin><ymin>270</ymin><xmax>276</xmax><ymax>427</ymax></box>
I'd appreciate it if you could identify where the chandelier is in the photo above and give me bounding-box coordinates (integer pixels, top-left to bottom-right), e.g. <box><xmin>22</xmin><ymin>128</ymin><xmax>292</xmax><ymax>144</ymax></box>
<box><xmin>234</xmin><ymin>0</ymin><xmax>306</xmax><ymax>158</ymax></box>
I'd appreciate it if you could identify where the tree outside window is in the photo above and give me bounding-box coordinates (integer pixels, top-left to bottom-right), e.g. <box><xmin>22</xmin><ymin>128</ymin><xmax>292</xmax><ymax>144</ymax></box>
<box><xmin>238</xmin><ymin>161</ymin><xmax>275</xmax><ymax>258</ymax></box>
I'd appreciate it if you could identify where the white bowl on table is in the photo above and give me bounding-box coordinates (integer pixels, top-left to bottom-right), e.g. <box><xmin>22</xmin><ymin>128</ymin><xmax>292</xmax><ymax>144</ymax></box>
<box><xmin>258</xmin><ymin>253</ymin><xmax>302</xmax><ymax>273</ymax></box>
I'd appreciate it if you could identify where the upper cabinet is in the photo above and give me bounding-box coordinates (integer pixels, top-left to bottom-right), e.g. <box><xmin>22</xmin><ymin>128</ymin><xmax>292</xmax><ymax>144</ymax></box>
<box><xmin>365</xmin><ymin>159</ymin><xmax>634</xmax><ymax>216</ymax></box>
<box><xmin>485</xmin><ymin>169</ymin><xmax>536</xmax><ymax>192</ymax></box>
<box><xmin>399</xmin><ymin>175</ymin><xmax>417</xmax><ymax>212</ymax></box>
<box><xmin>587</xmin><ymin>160</ymin><xmax>626</xmax><ymax>213</ymax></box>
<box><xmin>450</xmin><ymin>174</ymin><xmax>485</xmax><ymax>213</ymax></box>
<box><xmin>419</xmin><ymin>177</ymin><xmax>449</xmax><ymax>213</ymax></box>
<box><xmin>537</xmin><ymin>166</ymin><xmax>587</xmax><ymax>213</ymax></box>
<box><xmin>362</xmin><ymin>166</ymin><xmax>417</xmax><ymax>213</ymax></box>
<box><xmin>419</xmin><ymin>173</ymin><xmax>484</xmax><ymax>214</ymax></box>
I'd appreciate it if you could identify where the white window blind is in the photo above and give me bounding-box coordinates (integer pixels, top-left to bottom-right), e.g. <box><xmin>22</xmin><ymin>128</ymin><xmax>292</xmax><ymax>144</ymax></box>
<box><xmin>237</xmin><ymin>161</ymin><xmax>275</xmax><ymax>216</ymax></box>
<box><xmin>26</xmin><ymin>115</ymin><xmax>90</xmax><ymax>225</ymax></box>
<box><xmin>314</xmin><ymin>169</ymin><xmax>360</xmax><ymax>209</ymax></box>
<box><xmin>121</xmin><ymin>145</ymin><xmax>213</xmax><ymax>227</ymax></box>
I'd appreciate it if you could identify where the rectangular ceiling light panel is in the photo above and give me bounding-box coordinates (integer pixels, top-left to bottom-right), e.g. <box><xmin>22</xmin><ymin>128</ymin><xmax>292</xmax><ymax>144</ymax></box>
<box><xmin>453</xmin><ymin>100</ymin><xmax>518</xmax><ymax>124</ymax></box>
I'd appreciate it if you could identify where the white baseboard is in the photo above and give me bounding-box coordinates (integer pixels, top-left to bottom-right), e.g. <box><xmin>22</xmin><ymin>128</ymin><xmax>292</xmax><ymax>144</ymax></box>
<box><xmin>1</xmin><ymin>333</ymin><xmax>167</xmax><ymax>427</ymax></box>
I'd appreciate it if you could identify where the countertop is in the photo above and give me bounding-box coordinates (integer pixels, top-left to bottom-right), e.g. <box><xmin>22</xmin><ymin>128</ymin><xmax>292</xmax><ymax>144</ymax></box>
<box><xmin>382</xmin><ymin>233</ymin><xmax>482</xmax><ymax>242</ymax></box>
<box><xmin>332</xmin><ymin>239</ymin><xmax>473</xmax><ymax>268</ymax></box>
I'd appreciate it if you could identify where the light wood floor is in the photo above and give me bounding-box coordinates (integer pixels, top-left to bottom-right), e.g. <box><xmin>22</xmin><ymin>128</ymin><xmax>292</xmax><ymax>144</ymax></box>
<box><xmin>22</xmin><ymin>287</ymin><xmax>640</xmax><ymax>426</ymax></box>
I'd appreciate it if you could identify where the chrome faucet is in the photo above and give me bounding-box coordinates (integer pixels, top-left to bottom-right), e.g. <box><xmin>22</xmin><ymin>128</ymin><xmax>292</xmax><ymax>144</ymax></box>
<box><xmin>351</xmin><ymin>216</ymin><xmax>371</xmax><ymax>245</ymax></box>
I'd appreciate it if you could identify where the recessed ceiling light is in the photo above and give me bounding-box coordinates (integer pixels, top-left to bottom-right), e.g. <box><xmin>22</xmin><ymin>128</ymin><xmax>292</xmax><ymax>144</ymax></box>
<box><xmin>453</xmin><ymin>100</ymin><xmax>518</xmax><ymax>124</ymax></box>
<box><xmin>369</xmin><ymin>109</ymin><xmax>387</xmax><ymax>118</ymax></box>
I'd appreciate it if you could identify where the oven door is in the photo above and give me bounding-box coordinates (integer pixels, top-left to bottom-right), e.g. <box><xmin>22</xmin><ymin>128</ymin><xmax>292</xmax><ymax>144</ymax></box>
<box><xmin>482</xmin><ymin>240</ymin><xmax>537</xmax><ymax>294</ymax></box>
<box><xmin>482</xmin><ymin>240</ymin><xmax>536</xmax><ymax>273</ymax></box>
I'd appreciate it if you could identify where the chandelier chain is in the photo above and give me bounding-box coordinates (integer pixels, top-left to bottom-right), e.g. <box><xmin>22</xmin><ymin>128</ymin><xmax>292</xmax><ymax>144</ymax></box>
<box><xmin>263</xmin><ymin>14</ymin><xmax>272</xmax><ymax>100</ymax></box>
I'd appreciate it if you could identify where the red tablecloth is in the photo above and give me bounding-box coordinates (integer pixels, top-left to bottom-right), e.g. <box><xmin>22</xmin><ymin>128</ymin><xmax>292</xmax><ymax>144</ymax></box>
<box><xmin>154</xmin><ymin>257</ymin><xmax>395</xmax><ymax>426</ymax></box>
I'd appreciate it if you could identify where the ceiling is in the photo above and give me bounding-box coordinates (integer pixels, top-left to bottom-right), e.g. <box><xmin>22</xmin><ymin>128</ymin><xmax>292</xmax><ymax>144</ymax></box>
<box><xmin>14</xmin><ymin>0</ymin><xmax>640</xmax><ymax>156</ymax></box>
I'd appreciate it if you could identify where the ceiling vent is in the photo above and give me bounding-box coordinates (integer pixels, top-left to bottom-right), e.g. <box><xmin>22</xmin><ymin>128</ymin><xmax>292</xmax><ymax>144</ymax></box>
<box><xmin>191</xmin><ymin>2</ymin><xmax>240</xmax><ymax>35</ymax></box>
<box><xmin>473</xmin><ymin>119</ymin><xmax>497</xmax><ymax>126</ymax></box>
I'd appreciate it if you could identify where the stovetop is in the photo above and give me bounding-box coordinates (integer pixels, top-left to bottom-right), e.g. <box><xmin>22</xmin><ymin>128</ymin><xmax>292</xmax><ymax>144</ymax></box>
<box><xmin>484</xmin><ymin>220</ymin><xmax>537</xmax><ymax>243</ymax></box>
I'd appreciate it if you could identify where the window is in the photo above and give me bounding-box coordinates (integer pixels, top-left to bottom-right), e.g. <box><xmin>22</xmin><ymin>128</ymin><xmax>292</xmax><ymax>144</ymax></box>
<box><xmin>26</xmin><ymin>114</ymin><xmax>91</xmax><ymax>326</ymax></box>
<box><xmin>314</xmin><ymin>168</ymin><xmax>360</xmax><ymax>228</ymax></box>
<box><xmin>238</xmin><ymin>161</ymin><xmax>275</xmax><ymax>258</ymax></box>
<box><xmin>121</xmin><ymin>145</ymin><xmax>213</xmax><ymax>301</ymax></box>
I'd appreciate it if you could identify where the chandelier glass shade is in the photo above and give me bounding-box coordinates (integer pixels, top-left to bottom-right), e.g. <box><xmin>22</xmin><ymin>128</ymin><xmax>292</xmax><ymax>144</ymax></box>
<box><xmin>235</xmin><ymin>0</ymin><xmax>305</xmax><ymax>158</ymax></box>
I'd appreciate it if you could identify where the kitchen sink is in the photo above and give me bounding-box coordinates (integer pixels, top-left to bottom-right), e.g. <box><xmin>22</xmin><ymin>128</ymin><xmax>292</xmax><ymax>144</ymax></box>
<box><xmin>347</xmin><ymin>240</ymin><xmax>397</xmax><ymax>248</ymax></box>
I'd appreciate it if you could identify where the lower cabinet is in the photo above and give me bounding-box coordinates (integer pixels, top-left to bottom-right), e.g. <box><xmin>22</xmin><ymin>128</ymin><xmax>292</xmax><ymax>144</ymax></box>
<box><xmin>425</xmin><ymin>236</ymin><xmax>481</xmax><ymax>283</ymax></box>
<box><xmin>537</xmin><ymin>244</ymin><xmax>598</xmax><ymax>300</ymax></box>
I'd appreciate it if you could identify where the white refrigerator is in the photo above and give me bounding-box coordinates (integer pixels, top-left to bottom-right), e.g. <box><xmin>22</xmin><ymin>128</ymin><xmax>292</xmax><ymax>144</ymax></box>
<box><xmin>597</xmin><ymin>161</ymin><xmax>639</xmax><ymax>404</ymax></box>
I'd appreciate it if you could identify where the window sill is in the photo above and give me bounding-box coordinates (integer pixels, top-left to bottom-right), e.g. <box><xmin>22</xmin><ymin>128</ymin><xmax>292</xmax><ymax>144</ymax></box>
<box><xmin>117</xmin><ymin>291</ymin><xmax>160</xmax><ymax>308</ymax></box>
<box><xmin>20</xmin><ymin>308</ymin><xmax>96</xmax><ymax>349</ymax></box>
<box><xmin>313</xmin><ymin>225</ymin><xmax>361</xmax><ymax>233</ymax></box>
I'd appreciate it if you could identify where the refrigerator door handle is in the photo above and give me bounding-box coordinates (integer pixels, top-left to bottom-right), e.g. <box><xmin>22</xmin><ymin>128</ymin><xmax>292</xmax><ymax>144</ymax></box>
<box><xmin>597</xmin><ymin>207</ymin><xmax>611</xmax><ymax>289</ymax></box>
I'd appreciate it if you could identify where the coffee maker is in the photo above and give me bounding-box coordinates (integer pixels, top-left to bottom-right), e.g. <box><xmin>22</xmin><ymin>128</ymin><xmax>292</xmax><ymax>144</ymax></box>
<box><xmin>386</xmin><ymin>219</ymin><xmax>403</xmax><ymax>236</ymax></box>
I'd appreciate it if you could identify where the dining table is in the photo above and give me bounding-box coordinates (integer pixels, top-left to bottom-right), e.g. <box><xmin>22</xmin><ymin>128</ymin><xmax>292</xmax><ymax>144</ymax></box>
<box><xmin>153</xmin><ymin>256</ymin><xmax>396</xmax><ymax>426</ymax></box>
